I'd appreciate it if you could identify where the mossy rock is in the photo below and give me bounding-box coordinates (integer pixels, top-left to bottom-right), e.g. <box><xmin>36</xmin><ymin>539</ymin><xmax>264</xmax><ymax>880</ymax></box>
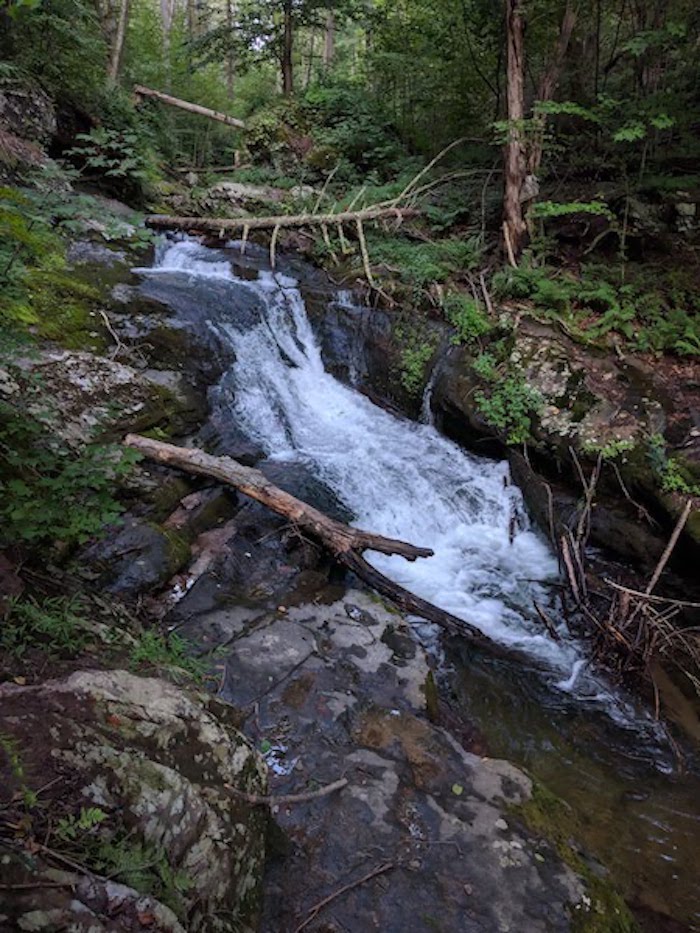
<box><xmin>27</xmin><ymin>269</ymin><xmax>108</xmax><ymax>352</ymax></box>
<box><xmin>511</xmin><ymin>781</ymin><xmax>637</xmax><ymax>933</ymax></box>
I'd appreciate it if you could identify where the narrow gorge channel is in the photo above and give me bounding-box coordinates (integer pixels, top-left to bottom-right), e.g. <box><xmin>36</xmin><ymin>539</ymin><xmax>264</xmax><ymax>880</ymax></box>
<box><xmin>138</xmin><ymin>236</ymin><xmax>700</xmax><ymax>930</ymax></box>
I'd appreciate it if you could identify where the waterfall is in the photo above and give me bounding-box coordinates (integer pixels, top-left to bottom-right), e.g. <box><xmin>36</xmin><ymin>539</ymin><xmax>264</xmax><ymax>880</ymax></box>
<box><xmin>138</xmin><ymin>237</ymin><xmax>632</xmax><ymax>706</ymax></box>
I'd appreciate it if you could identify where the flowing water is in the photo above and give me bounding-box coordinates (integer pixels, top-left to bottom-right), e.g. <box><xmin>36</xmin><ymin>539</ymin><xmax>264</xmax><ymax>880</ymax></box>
<box><xmin>138</xmin><ymin>237</ymin><xmax>700</xmax><ymax>929</ymax></box>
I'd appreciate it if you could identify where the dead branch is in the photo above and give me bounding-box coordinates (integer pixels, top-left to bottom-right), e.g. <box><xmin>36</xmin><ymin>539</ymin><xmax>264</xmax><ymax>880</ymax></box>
<box><xmin>133</xmin><ymin>85</ymin><xmax>246</xmax><ymax>130</ymax></box>
<box><xmin>294</xmin><ymin>862</ymin><xmax>395</xmax><ymax>933</ymax></box>
<box><xmin>227</xmin><ymin>776</ymin><xmax>348</xmax><ymax>806</ymax></box>
<box><xmin>124</xmin><ymin>434</ymin><xmax>502</xmax><ymax>653</ymax></box>
<box><xmin>146</xmin><ymin>206</ymin><xmax>419</xmax><ymax>236</ymax></box>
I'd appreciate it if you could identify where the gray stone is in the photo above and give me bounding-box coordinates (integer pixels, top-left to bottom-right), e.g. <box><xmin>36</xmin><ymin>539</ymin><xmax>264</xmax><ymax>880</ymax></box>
<box><xmin>0</xmin><ymin>670</ymin><xmax>267</xmax><ymax>932</ymax></box>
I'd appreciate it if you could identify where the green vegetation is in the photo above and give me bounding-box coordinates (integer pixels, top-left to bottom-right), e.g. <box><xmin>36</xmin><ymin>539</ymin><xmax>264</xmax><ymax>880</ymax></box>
<box><xmin>0</xmin><ymin>399</ymin><xmax>138</xmax><ymax>549</ymax></box>
<box><xmin>130</xmin><ymin>629</ymin><xmax>206</xmax><ymax>680</ymax></box>
<box><xmin>475</xmin><ymin>377</ymin><xmax>543</xmax><ymax>446</ymax></box>
<box><xmin>1</xmin><ymin>596</ymin><xmax>90</xmax><ymax>658</ymax></box>
<box><xmin>442</xmin><ymin>292</ymin><xmax>493</xmax><ymax>346</ymax></box>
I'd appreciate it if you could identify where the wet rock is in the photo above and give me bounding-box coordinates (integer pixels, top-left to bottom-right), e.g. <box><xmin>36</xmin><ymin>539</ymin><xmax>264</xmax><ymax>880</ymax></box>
<box><xmin>83</xmin><ymin>516</ymin><xmax>192</xmax><ymax>595</ymax></box>
<box><xmin>14</xmin><ymin>349</ymin><xmax>204</xmax><ymax>443</ymax></box>
<box><xmin>0</xmin><ymin>669</ymin><xmax>267</xmax><ymax>932</ymax></box>
<box><xmin>170</xmin><ymin>587</ymin><xmax>617</xmax><ymax>931</ymax></box>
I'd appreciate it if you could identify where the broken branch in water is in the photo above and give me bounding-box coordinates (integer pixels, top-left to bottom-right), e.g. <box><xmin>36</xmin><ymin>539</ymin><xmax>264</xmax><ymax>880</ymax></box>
<box><xmin>123</xmin><ymin>434</ymin><xmax>499</xmax><ymax>652</ymax></box>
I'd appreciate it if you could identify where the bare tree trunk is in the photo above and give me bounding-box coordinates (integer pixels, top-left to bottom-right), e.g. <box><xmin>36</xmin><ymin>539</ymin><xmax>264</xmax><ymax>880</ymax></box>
<box><xmin>528</xmin><ymin>2</ymin><xmax>577</xmax><ymax>175</ymax></box>
<box><xmin>226</xmin><ymin>0</ymin><xmax>236</xmax><ymax>99</ymax></box>
<box><xmin>146</xmin><ymin>205</ymin><xmax>419</xmax><ymax>235</ymax></box>
<box><xmin>282</xmin><ymin>0</ymin><xmax>294</xmax><ymax>96</ymax></box>
<box><xmin>133</xmin><ymin>85</ymin><xmax>246</xmax><ymax>129</ymax></box>
<box><xmin>323</xmin><ymin>10</ymin><xmax>335</xmax><ymax>67</ymax></box>
<box><xmin>107</xmin><ymin>0</ymin><xmax>130</xmax><ymax>84</ymax></box>
<box><xmin>502</xmin><ymin>0</ymin><xmax>527</xmax><ymax>261</ymax></box>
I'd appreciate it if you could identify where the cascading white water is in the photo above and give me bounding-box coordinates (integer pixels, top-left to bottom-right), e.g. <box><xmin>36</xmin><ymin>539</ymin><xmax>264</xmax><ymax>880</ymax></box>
<box><xmin>139</xmin><ymin>238</ymin><xmax>629</xmax><ymax>705</ymax></box>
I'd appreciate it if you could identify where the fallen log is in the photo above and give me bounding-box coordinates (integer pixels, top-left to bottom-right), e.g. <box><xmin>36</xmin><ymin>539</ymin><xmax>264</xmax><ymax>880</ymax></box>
<box><xmin>133</xmin><ymin>85</ymin><xmax>246</xmax><ymax>130</ymax></box>
<box><xmin>145</xmin><ymin>206</ymin><xmax>419</xmax><ymax>236</ymax></box>
<box><xmin>124</xmin><ymin>433</ymin><xmax>495</xmax><ymax>650</ymax></box>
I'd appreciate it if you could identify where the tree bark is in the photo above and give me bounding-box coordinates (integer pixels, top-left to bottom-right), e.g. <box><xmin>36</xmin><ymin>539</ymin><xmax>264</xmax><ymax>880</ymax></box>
<box><xmin>528</xmin><ymin>2</ymin><xmax>577</xmax><ymax>175</ymax></box>
<box><xmin>502</xmin><ymin>0</ymin><xmax>527</xmax><ymax>261</ymax></box>
<box><xmin>107</xmin><ymin>0</ymin><xmax>130</xmax><ymax>85</ymax></box>
<box><xmin>226</xmin><ymin>0</ymin><xmax>236</xmax><ymax>99</ymax></box>
<box><xmin>282</xmin><ymin>0</ymin><xmax>294</xmax><ymax>96</ymax></box>
<box><xmin>133</xmin><ymin>85</ymin><xmax>246</xmax><ymax>129</ymax></box>
<box><xmin>145</xmin><ymin>205</ymin><xmax>419</xmax><ymax>235</ymax></box>
<box><xmin>124</xmin><ymin>434</ymin><xmax>500</xmax><ymax>651</ymax></box>
<box><xmin>323</xmin><ymin>11</ymin><xmax>335</xmax><ymax>67</ymax></box>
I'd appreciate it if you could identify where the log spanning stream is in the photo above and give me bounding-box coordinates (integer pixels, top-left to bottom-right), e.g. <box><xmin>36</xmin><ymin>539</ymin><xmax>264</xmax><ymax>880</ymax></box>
<box><xmin>138</xmin><ymin>236</ymin><xmax>700</xmax><ymax>929</ymax></box>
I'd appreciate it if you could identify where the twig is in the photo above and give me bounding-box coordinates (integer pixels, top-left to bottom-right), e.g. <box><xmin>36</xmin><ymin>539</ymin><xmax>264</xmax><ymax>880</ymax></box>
<box><xmin>356</xmin><ymin>218</ymin><xmax>375</xmax><ymax>288</ymax></box>
<box><xmin>312</xmin><ymin>163</ymin><xmax>339</xmax><ymax>215</ymax></box>
<box><xmin>98</xmin><ymin>310</ymin><xmax>124</xmax><ymax>360</ymax></box>
<box><xmin>294</xmin><ymin>862</ymin><xmax>395</xmax><ymax>933</ymax></box>
<box><xmin>227</xmin><ymin>777</ymin><xmax>348</xmax><ymax>807</ymax></box>
<box><xmin>644</xmin><ymin>500</ymin><xmax>692</xmax><ymax>597</ymax></box>
<box><xmin>603</xmin><ymin>579</ymin><xmax>700</xmax><ymax>609</ymax></box>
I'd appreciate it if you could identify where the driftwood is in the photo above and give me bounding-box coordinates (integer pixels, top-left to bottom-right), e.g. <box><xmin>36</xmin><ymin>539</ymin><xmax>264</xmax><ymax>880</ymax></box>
<box><xmin>133</xmin><ymin>85</ymin><xmax>246</xmax><ymax>130</ymax></box>
<box><xmin>145</xmin><ymin>206</ymin><xmax>419</xmax><ymax>236</ymax></box>
<box><xmin>124</xmin><ymin>434</ymin><xmax>496</xmax><ymax>650</ymax></box>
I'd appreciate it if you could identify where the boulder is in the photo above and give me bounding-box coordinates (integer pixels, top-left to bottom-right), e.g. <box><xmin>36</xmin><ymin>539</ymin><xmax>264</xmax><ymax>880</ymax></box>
<box><xmin>0</xmin><ymin>670</ymin><xmax>267</xmax><ymax>932</ymax></box>
<box><xmin>0</xmin><ymin>80</ymin><xmax>56</xmax><ymax>145</ymax></box>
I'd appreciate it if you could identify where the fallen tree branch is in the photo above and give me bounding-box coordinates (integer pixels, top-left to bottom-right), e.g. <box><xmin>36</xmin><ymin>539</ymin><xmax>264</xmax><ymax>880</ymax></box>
<box><xmin>294</xmin><ymin>862</ymin><xmax>395</xmax><ymax>933</ymax></box>
<box><xmin>145</xmin><ymin>206</ymin><xmax>419</xmax><ymax>236</ymax></box>
<box><xmin>227</xmin><ymin>777</ymin><xmax>348</xmax><ymax>806</ymax></box>
<box><xmin>124</xmin><ymin>434</ymin><xmax>498</xmax><ymax>651</ymax></box>
<box><xmin>133</xmin><ymin>84</ymin><xmax>246</xmax><ymax>130</ymax></box>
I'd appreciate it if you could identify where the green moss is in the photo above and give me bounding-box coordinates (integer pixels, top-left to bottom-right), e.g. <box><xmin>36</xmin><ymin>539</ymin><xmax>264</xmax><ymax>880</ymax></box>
<box><xmin>162</xmin><ymin>528</ymin><xmax>191</xmax><ymax>575</ymax></box>
<box><xmin>511</xmin><ymin>781</ymin><xmax>637</xmax><ymax>933</ymax></box>
<box><xmin>27</xmin><ymin>269</ymin><xmax>106</xmax><ymax>352</ymax></box>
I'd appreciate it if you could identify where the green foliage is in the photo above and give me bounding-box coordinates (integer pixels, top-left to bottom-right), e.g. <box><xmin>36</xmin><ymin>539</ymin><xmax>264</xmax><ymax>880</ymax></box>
<box><xmin>367</xmin><ymin>233</ymin><xmax>482</xmax><ymax>288</ymax></box>
<box><xmin>530</xmin><ymin>201</ymin><xmax>612</xmax><ymax>220</ymax></box>
<box><xmin>1</xmin><ymin>596</ymin><xmax>90</xmax><ymax>658</ymax></box>
<box><xmin>301</xmin><ymin>79</ymin><xmax>405</xmax><ymax>181</ymax></box>
<box><xmin>442</xmin><ymin>292</ymin><xmax>492</xmax><ymax>345</ymax></box>
<box><xmin>475</xmin><ymin>377</ymin><xmax>543</xmax><ymax>445</ymax></box>
<box><xmin>581</xmin><ymin>438</ymin><xmax>635</xmax><ymax>461</ymax></box>
<box><xmin>56</xmin><ymin>807</ymin><xmax>107</xmax><ymax>842</ymax></box>
<box><xmin>92</xmin><ymin>834</ymin><xmax>193</xmax><ymax>918</ymax></box>
<box><xmin>0</xmin><ymin>730</ymin><xmax>37</xmax><ymax>808</ymax></box>
<box><xmin>397</xmin><ymin>330</ymin><xmax>437</xmax><ymax>397</ymax></box>
<box><xmin>130</xmin><ymin>630</ymin><xmax>205</xmax><ymax>680</ymax></box>
<box><xmin>68</xmin><ymin>127</ymin><xmax>155</xmax><ymax>185</ymax></box>
<box><xmin>0</xmin><ymin>395</ymin><xmax>138</xmax><ymax>549</ymax></box>
<box><xmin>648</xmin><ymin>435</ymin><xmax>700</xmax><ymax>496</ymax></box>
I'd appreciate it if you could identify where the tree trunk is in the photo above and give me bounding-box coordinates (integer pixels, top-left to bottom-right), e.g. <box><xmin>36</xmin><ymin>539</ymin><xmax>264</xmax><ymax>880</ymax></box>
<box><xmin>107</xmin><ymin>0</ymin><xmax>130</xmax><ymax>85</ymax></box>
<box><xmin>159</xmin><ymin>0</ymin><xmax>175</xmax><ymax>87</ymax></box>
<box><xmin>226</xmin><ymin>0</ymin><xmax>235</xmax><ymax>99</ymax></box>
<box><xmin>502</xmin><ymin>0</ymin><xmax>527</xmax><ymax>261</ymax></box>
<box><xmin>282</xmin><ymin>0</ymin><xmax>294</xmax><ymax>96</ymax></box>
<box><xmin>146</xmin><ymin>205</ymin><xmax>419</xmax><ymax>235</ymax></box>
<box><xmin>124</xmin><ymin>434</ymin><xmax>504</xmax><ymax>653</ymax></box>
<box><xmin>133</xmin><ymin>85</ymin><xmax>246</xmax><ymax>129</ymax></box>
<box><xmin>528</xmin><ymin>2</ymin><xmax>577</xmax><ymax>175</ymax></box>
<box><xmin>323</xmin><ymin>11</ymin><xmax>335</xmax><ymax>67</ymax></box>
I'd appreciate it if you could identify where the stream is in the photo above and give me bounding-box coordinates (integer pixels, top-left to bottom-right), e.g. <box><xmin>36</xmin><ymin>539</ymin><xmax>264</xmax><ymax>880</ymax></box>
<box><xmin>138</xmin><ymin>236</ymin><xmax>700</xmax><ymax>930</ymax></box>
